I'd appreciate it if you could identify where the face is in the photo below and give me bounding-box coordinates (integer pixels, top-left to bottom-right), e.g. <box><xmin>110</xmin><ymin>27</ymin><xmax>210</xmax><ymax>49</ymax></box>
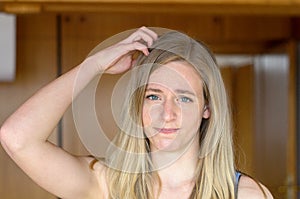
<box><xmin>142</xmin><ymin>61</ymin><xmax>210</xmax><ymax>152</ymax></box>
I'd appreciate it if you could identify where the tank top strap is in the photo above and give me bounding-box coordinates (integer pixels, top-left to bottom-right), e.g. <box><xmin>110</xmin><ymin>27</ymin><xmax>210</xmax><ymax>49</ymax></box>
<box><xmin>234</xmin><ymin>171</ymin><xmax>242</xmax><ymax>198</ymax></box>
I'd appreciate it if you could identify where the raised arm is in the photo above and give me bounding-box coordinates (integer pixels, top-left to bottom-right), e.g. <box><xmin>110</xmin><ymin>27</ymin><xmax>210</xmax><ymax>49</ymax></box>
<box><xmin>0</xmin><ymin>27</ymin><xmax>157</xmax><ymax>199</ymax></box>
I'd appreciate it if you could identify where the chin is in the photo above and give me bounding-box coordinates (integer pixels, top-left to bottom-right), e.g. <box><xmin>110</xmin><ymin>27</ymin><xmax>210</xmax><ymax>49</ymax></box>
<box><xmin>151</xmin><ymin>140</ymin><xmax>185</xmax><ymax>152</ymax></box>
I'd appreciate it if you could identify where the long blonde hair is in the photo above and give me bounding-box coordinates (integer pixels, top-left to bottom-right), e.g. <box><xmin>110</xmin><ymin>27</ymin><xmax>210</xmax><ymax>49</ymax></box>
<box><xmin>105</xmin><ymin>30</ymin><xmax>235</xmax><ymax>198</ymax></box>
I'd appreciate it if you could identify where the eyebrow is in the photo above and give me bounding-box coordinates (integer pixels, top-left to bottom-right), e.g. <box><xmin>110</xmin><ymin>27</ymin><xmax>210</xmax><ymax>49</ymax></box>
<box><xmin>145</xmin><ymin>88</ymin><xmax>163</xmax><ymax>93</ymax></box>
<box><xmin>174</xmin><ymin>89</ymin><xmax>196</xmax><ymax>96</ymax></box>
<box><xmin>145</xmin><ymin>87</ymin><xmax>196</xmax><ymax>96</ymax></box>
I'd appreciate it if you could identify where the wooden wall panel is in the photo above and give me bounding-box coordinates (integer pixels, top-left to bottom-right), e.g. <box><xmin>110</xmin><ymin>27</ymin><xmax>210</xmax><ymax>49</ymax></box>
<box><xmin>286</xmin><ymin>40</ymin><xmax>297</xmax><ymax>198</ymax></box>
<box><xmin>233</xmin><ymin>65</ymin><xmax>255</xmax><ymax>175</ymax></box>
<box><xmin>223</xmin><ymin>17</ymin><xmax>292</xmax><ymax>42</ymax></box>
<box><xmin>221</xmin><ymin>66</ymin><xmax>255</xmax><ymax>176</ymax></box>
<box><xmin>254</xmin><ymin>55</ymin><xmax>289</xmax><ymax>198</ymax></box>
<box><xmin>0</xmin><ymin>14</ymin><xmax>57</xmax><ymax>199</ymax></box>
<box><xmin>59</xmin><ymin>13</ymin><xmax>294</xmax><ymax>53</ymax></box>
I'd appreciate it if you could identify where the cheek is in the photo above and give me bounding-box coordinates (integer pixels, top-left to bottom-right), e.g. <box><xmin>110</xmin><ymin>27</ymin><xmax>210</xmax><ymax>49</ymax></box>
<box><xmin>182</xmin><ymin>107</ymin><xmax>202</xmax><ymax>127</ymax></box>
<box><xmin>142</xmin><ymin>105</ymin><xmax>151</xmax><ymax>127</ymax></box>
<box><xmin>142</xmin><ymin>103</ymin><xmax>162</xmax><ymax>127</ymax></box>
<box><xmin>142</xmin><ymin>105</ymin><xmax>157</xmax><ymax>139</ymax></box>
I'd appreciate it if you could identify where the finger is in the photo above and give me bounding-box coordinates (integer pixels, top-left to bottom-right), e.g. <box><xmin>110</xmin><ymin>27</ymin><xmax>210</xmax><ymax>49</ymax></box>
<box><xmin>123</xmin><ymin>28</ymin><xmax>157</xmax><ymax>47</ymax></box>
<box><xmin>122</xmin><ymin>41</ymin><xmax>149</xmax><ymax>56</ymax></box>
<box><xmin>136</xmin><ymin>26</ymin><xmax>158</xmax><ymax>45</ymax></box>
<box><xmin>136</xmin><ymin>32</ymin><xmax>154</xmax><ymax>47</ymax></box>
<box><xmin>132</xmin><ymin>41</ymin><xmax>149</xmax><ymax>56</ymax></box>
<box><xmin>139</xmin><ymin>26</ymin><xmax>158</xmax><ymax>41</ymax></box>
<box><xmin>124</xmin><ymin>31</ymin><xmax>153</xmax><ymax>47</ymax></box>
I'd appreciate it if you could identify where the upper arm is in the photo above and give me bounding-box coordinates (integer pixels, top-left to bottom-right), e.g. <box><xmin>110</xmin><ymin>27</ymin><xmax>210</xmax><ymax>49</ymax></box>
<box><xmin>7</xmin><ymin>140</ymin><xmax>103</xmax><ymax>199</ymax></box>
<box><xmin>237</xmin><ymin>175</ymin><xmax>273</xmax><ymax>199</ymax></box>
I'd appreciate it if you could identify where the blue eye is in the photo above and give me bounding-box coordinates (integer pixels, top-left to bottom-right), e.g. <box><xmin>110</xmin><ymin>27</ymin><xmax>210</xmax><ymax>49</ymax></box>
<box><xmin>179</xmin><ymin>96</ymin><xmax>193</xmax><ymax>103</ymax></box>
<box><xmin>146</xmin><ymin>94</ymin><xmax>160</xmax><ymax>101</ymax></box>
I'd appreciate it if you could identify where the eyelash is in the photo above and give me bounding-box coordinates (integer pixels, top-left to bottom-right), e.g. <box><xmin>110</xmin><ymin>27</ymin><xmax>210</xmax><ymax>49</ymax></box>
<box><xmin>145</xmin><ymin>94</ymin><xmax>160</xmax><ymax>101</ymax></box>
<box><xmin>179</xmin><ymin>96</ymin><xmax>193</xmax><ymax>103</ymax></box>
<box><xmin>145</xmin><ymin>94</ymin><xmax>193</xmax><ymax>103</ymax></box>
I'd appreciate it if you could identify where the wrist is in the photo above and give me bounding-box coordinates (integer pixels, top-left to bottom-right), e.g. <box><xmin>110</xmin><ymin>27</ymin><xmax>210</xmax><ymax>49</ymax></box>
<box><xmin>81</xmin><ymin>56</ymin><xmax>104</xmax><ymax>76</ymax></box>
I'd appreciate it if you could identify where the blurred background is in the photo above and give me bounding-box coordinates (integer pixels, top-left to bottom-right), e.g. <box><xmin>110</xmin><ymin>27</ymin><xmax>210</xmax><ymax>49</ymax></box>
<box><xmin>0</xmin><ymin>0</ymin><xmax>299</xmax><ymax>198</ymax></box>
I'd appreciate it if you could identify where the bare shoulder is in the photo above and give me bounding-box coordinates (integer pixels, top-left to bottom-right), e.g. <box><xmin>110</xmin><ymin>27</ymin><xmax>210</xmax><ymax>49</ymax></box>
<box><xmin>238</xmin><ymin>175</ymin><xmax>273</xmax><ymax>199</ymax></box>
<box><xmin>80</xmin><ymin>157</ymin><xmax>109</xmax><ymax>199</ymax></box>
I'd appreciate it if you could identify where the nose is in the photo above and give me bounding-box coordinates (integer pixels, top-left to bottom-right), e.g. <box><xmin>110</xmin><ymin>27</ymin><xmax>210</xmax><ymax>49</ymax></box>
<box><xmin>162</xmin><ymin>98</ymin><xmax>180</xmax><ymax>122</ymax></box>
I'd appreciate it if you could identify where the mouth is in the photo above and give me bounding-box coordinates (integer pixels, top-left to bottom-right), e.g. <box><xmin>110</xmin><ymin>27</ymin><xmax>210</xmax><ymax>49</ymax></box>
<box><xmin>154</xmin><ymin>127</ymin><xmax>180</xmax><ymax>134</ymax></box>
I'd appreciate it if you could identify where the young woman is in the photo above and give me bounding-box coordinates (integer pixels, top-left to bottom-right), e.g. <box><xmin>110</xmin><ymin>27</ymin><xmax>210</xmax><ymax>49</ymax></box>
<box><xmin>0</xmin><ymin>27</ymin><xmax>273</xmax><ymax>199</ymax></box>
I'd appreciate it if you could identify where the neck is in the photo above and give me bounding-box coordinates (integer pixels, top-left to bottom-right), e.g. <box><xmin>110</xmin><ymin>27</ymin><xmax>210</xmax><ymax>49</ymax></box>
<box><xmin>151</xmin><ymin>137</ymin><xmax>200</xmax><ymax>188</ymax></box>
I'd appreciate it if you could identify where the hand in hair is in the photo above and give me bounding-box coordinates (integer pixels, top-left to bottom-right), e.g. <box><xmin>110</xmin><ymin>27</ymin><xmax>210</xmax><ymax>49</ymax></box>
<box><xmin>84</xmin><ymin>26</ymin><xmax>158</xmax><ymax>75</ymax></box>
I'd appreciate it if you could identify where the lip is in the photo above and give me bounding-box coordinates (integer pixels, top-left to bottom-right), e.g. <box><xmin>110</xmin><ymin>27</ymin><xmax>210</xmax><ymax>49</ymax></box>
<box><xmin>154</xmin><ymin>127</ymin><xmax>179</xmax><ymax>134</ymax></box>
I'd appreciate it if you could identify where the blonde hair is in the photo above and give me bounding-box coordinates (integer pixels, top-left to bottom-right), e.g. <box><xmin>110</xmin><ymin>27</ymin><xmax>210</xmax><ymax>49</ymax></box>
<box><xmin>105</xmin><ymin>30</ymin><xmax>235</xmax><ymax>198</ymax></box>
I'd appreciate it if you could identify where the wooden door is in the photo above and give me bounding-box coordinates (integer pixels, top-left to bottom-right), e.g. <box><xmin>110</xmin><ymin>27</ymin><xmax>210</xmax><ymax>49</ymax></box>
<box><xmin>220</xmin><ymin>49</ymin><xmax>296</xmax><ymax>199</ymax></box>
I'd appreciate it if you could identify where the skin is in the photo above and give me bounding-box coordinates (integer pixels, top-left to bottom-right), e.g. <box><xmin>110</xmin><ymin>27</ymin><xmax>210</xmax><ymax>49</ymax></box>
<box><xmin>0</xmin><ymin>27</ymin><xmax>273</xmax><ymax>199</ymax></box>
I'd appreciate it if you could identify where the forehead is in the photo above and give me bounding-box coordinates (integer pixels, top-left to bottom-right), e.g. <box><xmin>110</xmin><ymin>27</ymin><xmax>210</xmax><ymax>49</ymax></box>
<box><xmin>147</xmin><ymin>61</ymin><xmax>203</xmax><ymax>94</ymax></box>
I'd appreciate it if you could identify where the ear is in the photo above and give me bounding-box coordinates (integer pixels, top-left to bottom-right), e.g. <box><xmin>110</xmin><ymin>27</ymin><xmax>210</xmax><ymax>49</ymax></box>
<box><xmin>202</xmin><ymin>105</ymin><xmax>210</xmax><ymax>119</ymax></box>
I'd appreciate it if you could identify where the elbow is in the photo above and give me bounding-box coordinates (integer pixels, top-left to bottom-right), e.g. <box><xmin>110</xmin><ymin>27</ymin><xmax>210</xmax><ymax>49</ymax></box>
<box><xmin>0</xmin><ymin>123</ymin><xmax>9</xmax><ymax>147</ymax></box>
<box><xmin>0</xmin><ymin>123</ymin><xmax>14</xmax><ymax>155</ymax></box>
<box><xmin>0</xmin><ymin>123</ymin><xmax>23</xmax><ymax>156</ymax></box>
